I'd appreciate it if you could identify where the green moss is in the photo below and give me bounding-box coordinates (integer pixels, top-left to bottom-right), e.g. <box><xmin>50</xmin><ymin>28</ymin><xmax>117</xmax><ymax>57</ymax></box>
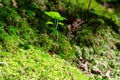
<box><xmin>0</xmin><ymin>47</ymin><xmax>89</xmax><ymax>80</ymax></box>
<box><xmin>0</xmin><ymin>0</ymin><xmax>120</xmax><ymax>80</ymax></box>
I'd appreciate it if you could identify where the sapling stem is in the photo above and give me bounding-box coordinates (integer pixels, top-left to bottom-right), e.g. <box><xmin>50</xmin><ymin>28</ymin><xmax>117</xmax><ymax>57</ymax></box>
<box><xmin>55</xmin><ymin>20</ymin><xmax>59</xmax><ymax>42</ymax></box>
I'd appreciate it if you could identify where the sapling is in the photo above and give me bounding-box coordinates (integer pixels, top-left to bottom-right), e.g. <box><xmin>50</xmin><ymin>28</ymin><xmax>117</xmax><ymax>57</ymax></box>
<box><xmin>45</xmin><ymin>11</ymin><xmax>67</xmax><ymax>41</ymax></box>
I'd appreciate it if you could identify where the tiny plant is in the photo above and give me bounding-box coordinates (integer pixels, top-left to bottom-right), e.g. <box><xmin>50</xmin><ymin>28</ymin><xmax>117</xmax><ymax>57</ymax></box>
<box><xmin>45</xmin><ymin>11</ymin><xmax>67</xmax><ymax>41</ymax></box>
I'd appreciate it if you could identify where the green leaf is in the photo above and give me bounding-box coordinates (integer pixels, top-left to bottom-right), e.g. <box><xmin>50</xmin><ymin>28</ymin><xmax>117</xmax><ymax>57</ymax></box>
<box><xmin>46</xmin><ymin>21</ymin><xmax>54</xmax><ymax>25</ymax></box>
<box><xmin>45</xmin><ymin>11</ymin><xmax>67</xmax><ymax>21</ymax></box>
<box><xmin>58</xmin><ymin>22</ymin><xmax>64</xmax><ymax>26</ymax></box>
<box><xmin>97</xmin><ymin>18</ymin><xmax>105</xmax><ymax>24</ymax></box>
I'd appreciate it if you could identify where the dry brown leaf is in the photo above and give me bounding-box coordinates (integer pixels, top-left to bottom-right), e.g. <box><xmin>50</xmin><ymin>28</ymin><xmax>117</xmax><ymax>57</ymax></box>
<box><xmin>104</xmin><ymin>69</ymin><xmax>111</xmax><ymax>79</ymax></box>
<box><xmin>11</xmin><ymin>0</ymin><xmax>18</xmax><ymax>9</ymax></box>
<box><xmin>81</xmin><ymin>60</ymin><xmax>88</xmax><ymax>71</ymax></box>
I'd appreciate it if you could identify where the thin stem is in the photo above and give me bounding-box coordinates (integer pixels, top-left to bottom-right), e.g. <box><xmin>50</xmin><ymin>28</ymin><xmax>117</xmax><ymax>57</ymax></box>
<box><xmin>54</xmin><ymin>20</ymin><xmax>59</xmax><ymax>42</ymax></box>
<box><xmin>56</xmin><ymin>20</ymin><xmax>59</xmax><ymax>42</ymax></box>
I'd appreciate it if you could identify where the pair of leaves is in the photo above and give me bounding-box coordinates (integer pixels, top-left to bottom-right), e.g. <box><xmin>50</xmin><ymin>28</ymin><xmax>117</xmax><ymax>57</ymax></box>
<box><xmin>46</xmin><ymin>21</ymin><xmax>64</xmax><ymax>26</ymax></box>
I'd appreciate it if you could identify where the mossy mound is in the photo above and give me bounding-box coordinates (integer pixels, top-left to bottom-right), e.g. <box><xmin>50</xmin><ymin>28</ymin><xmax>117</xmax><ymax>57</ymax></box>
<box><xmin>0</xmin><ymin>47</ymin><xmax>89</xmax><ymax>80</ymax></box>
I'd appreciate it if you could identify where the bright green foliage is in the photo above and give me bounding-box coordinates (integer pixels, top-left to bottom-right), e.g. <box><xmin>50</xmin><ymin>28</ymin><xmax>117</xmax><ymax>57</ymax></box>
<box><xmin>45</xmin><ymin>11</ymin><xmax>66</xmax><ymax>27</ymax></box>
<box><xmin>45</xmin><ymin>11</ymin><xmax>66</xmax><ymax>41</ymax></box>
<box><xmin>45</xmin><ymin>11</ymin><xmax>67</xmax><ymax>21</ymax></box>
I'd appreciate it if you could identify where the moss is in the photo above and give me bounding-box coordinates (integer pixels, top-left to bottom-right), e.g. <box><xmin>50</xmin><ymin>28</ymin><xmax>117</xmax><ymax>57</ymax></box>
<box><xmin>0</xmin><ymin>0</ymin><xmax>120</xmax><ymax>80</ymax></box>
<box><xmin>0</xmin><ymin>47</ymin><xmax>89</xmax><ymax>80</ymax></box>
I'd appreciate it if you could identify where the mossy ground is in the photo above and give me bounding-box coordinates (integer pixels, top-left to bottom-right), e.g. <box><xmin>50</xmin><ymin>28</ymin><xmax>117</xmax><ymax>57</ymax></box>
<box><xmin>0</xmin><ymin>0</ymin><xmax>120</xmax><ymax>80</ymax></box>
<box><xmin>0</xmin><ymin>47</ymin><xmax>89</xmax><ymax>80</ymax></box>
